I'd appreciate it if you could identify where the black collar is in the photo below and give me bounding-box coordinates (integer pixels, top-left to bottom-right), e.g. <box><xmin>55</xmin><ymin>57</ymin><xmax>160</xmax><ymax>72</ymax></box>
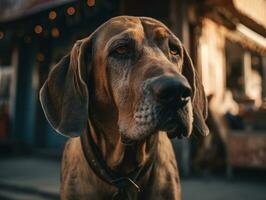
<box><xmin>80</xmin><ymin>124</ymin><xmax>157</xmax><ymax>196</ymax></box>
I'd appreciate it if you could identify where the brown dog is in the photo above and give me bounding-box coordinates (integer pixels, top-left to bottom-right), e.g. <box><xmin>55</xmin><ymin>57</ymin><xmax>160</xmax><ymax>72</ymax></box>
<box><xmin>40</xmin><ymin>16</ymin><xmax>209</xmax><ymax>200</ymax></box>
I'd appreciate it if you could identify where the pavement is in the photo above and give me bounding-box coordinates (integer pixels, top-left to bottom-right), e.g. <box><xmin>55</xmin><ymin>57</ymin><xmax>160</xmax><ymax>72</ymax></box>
<box><xmin>0</xmin><ymin>157</ymin><xmax>265</xmax><ymax>200</ymax></box>
<box><xmin>0</xmin><ymin>157</ymin><xmax>60</xmax><ymax>200</ymax></box>
<box><xmin>182</xmin><ymin>176</ymin><xmax>266</xmax><ymax>200</ymax></box>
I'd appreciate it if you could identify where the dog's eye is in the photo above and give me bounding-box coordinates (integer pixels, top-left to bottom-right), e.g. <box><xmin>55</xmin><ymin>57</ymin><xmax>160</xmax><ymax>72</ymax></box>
<box><xmin>170</xmin><ymin>49</ymin><xmax>178</xmax><ymax>55</ymax></box>
<box><xmin>169</xmin><ymin>43</ymin><xmax>180</xmax><ymax>56</ymax></box>
<box><xmin>109</xmin><ymin>44</ymin><xmax>133</xmax><ymax>59</ymax></box>
<box><xmin>114</xmin><ymin>45</ymin><xmax>130</xmax><ymax>55</ymax></box>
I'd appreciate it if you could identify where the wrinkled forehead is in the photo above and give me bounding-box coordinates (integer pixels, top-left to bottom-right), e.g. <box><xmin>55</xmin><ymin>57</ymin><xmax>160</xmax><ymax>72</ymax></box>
<box><xmin>95</xmin><ymin>16</ymin><xmax>177</xmax><ymax>46</ymax></box>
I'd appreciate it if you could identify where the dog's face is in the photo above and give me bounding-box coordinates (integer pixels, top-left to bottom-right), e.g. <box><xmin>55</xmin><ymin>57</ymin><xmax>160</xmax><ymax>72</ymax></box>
<box><xmin>40</xmin><ymin>16</ymin><xmax>209</xmax><ymax>142</ymax></box>
<box><xmin>93</xmin><ymin>17</ymin><xmax>193</xmax><ymax>142</ymax></box>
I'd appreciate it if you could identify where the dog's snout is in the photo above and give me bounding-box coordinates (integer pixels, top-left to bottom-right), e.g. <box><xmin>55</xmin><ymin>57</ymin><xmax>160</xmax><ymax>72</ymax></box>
<box><xmin>149</xmin><ymin>76</ymin><xmax>192</xmax><ymax>105</ymax></box>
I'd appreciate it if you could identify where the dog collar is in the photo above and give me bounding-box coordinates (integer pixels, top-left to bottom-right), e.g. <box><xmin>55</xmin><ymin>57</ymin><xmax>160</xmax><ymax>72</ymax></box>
<box><xmin>80</xmin><ymin>124</ymin><xmax>157</xmax><ymax>198</ymax></box>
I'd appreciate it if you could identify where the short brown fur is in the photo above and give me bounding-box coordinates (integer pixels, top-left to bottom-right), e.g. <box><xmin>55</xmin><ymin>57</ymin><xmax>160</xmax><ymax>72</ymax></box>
<box><xmin>40</xmin><ymin>16</ymin><xmax>208</xmax><ymax>200</ymax></box>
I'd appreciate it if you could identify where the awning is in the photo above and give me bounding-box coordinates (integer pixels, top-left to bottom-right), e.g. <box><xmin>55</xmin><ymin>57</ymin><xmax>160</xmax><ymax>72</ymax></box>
<box><xmin>222</xmin><ymin>24</ymin><xmax>266</xmax><ymax>55</ymax></box>
<box><xmin>204</xmin><ymin>0</ymin><xmax>266</xmax><ymax>37</ymax></box>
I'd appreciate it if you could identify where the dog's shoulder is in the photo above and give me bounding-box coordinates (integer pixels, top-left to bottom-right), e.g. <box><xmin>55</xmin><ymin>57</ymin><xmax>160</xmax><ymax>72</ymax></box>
<box><xmin>144</xmin><ymin>133</ymin><xmax>181</xmax><ymax>199</ymax></box>
<box><xmin>150</xmin><ymin>133</ymin><xmax>179</xmax><ymax>180</ymax></box>
<box><xmin>157</xmin><ymin>133</ymin><xmax>176</xmax><ymax>164</ymax></box>
<box><xmin>61</xmin><ymin>138</ymin><xmax>82</xmax><ymax>176</ymax></box>
<box><xmin>62</xmin><ymin>138</ymin><xmax>82</xmax><ymax>160</ymax></box>
<box><xmin>61</xmin><ymin>138</ymin><xmax>92</xmax><ymax>198</ymax></box>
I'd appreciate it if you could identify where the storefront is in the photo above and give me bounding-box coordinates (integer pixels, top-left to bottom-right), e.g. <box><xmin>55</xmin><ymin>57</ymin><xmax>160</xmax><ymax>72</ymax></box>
<box><xmin>0</xmin><ymin>0</ymin><xmax>120</xmax><ymax>152</ymax></box>
<box><xmin>194</xmin><ymin>0</ymin><xmax>266</xmax><ymax>172</ymax></box>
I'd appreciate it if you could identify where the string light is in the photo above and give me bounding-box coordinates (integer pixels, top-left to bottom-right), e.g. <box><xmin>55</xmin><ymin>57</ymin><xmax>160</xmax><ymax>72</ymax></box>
<box><xmin>87</xmin><ymin>0</ymin><xmax>95</xmax><ymax>6</ymax></box>
<box><xmin>37</xmin><ymin>53</ymin><xmax>45</xmax><ymax>62</ymax></box>
<box><xmin>51</xmin><ymin>28</ymin><xmax>60</xmax><ymax>38</ymax></box>
<box><xmin>49</xmin><ymin>11</ymin><xmax>57</xmax><ymax>20</ymax></box>
<box><xmin>67</xmin><ymin>7</ymin><xmax>76</xmax><ymax>16</ymax></box>
<box><xmin>0</xmin><ymin>31</ymin><xmax>4</xmax><ymax>40</ymax></box>
<box><xmin>34</xmin><ymin>25</ymin><xmax>43</xmax><ymax>34</ymax></box>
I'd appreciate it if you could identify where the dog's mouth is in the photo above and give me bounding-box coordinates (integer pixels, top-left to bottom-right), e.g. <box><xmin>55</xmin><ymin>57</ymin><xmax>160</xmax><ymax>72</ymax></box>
<box><xmin>157</xmin><ymin>103</ymin><xmax>192</xmax><ymax>138</ymax></box>
<box><xmin>160</xmin><ymin>114</ymin><xmax>180</xmax><ymax>132</ymax></box>
<box><xmin>120</xmin><ymin>99</ymin><xmax>193</xmax><ymax>145</ymax></box>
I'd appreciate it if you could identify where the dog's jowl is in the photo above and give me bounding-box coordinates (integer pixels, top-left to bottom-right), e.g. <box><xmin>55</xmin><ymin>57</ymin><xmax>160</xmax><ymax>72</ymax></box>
<box><xmin>40</xmin><ymin>16</ymin><xmax>209</xmax><ymax>200</ymax></box>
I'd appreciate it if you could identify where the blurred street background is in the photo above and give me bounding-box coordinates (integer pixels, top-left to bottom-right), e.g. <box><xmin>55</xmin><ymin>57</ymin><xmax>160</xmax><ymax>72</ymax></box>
<box><xmin>0</xmin><ymin>156</ymin><xmax>265</xmax><ymax>200</ymax></box>
<box><xmin>0</xmin><ymin>0</ymin><xmax>266</xmax><ymax>199</ymax></box>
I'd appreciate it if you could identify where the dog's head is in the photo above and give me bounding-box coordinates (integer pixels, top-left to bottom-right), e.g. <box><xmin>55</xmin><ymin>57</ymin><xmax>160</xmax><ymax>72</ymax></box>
<box><xmin>40</xmin><ymin>16</ymin><xmax>209</xmax><ymax>143</ymax></box>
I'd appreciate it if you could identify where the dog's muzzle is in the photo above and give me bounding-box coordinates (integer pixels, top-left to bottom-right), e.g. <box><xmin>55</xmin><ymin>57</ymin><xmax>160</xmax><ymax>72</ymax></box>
<box><xmin>124</xmin><ymin>74</ymin><xmax>193</xmax><ymax>143</ymax></box>
<box><xmin>147</xmin><ymin>75</ymin><xmax>192</xmax><ymax>131</ymax></box>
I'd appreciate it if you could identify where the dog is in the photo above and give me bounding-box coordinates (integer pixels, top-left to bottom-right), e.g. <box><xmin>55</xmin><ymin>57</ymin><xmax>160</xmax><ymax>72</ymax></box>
<box><xmin>40</xmin><ymin>16</ymin><xmax>209</xmax><ymax>200</ymax></box>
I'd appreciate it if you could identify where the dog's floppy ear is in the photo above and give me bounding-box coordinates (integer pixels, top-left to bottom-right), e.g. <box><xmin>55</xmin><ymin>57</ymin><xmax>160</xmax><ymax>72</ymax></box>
<box><xmin>39</xmin><ymin>37</ymin><xmax>92</xmax><ymax>137</ymax></box>
<box><xmin>182</xmin><ymin>47</ymin><xmax>209</xmax><ymax>137</ymax></box>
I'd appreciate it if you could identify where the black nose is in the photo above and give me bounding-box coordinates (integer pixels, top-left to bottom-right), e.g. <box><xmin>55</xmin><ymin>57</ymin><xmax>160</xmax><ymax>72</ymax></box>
<box><xmin>149</xmin><ymin>75</ymin><xmax>192</xmax><ymax>106</ymax></box>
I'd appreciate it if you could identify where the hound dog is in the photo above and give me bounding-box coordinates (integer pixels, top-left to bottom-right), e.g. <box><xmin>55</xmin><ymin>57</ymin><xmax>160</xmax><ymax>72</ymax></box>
<box><xmin>40</xmin><ymin>16</ymin><xmax>209</xmax><ymax>200</ymax></box>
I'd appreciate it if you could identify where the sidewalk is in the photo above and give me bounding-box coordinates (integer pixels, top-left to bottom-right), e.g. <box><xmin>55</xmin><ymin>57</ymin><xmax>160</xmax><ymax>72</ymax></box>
<box><xmin>0</xmin><ymin>157</ymin><xmax>60</xmax><ymax>200</ymax></box>
<box><xmin>182</xmin><ymin>177</ymin><xmax>266</xmax><ymax>200</ymax></box>
<box><xmin>0</xmin><ymin>157</ymin><xmax>265</xmax><ymax>200</ymax></box>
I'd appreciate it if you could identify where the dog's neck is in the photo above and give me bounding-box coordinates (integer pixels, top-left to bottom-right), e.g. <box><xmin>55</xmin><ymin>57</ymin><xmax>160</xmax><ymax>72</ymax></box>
<box><xmin>87</xmin><ymin>117</ymin><xmax>157</xmax><ymax>174</ymax></box>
